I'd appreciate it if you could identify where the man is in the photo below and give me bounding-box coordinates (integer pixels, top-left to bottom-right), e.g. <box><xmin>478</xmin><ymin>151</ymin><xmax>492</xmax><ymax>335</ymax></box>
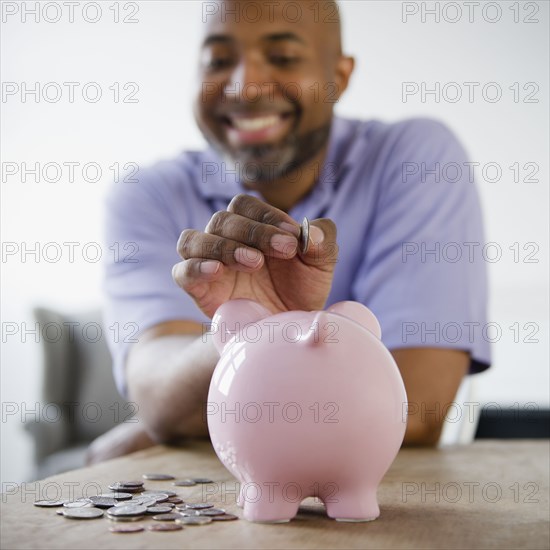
<box><xmin>90</xmin><ymin>0</ymin><xmax>490</xmax><ymax>462</ymax></box>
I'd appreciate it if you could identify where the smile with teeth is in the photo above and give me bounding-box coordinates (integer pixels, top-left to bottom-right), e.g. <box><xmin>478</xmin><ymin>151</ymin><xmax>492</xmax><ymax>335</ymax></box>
<box><xmin>225</xmin><ymin>112</ymin><xmax>292</xmax><ymax>130</ymax></box>
<box><xmin>231</xmin><ymin>115</ymin><xmax>282</xmax><ymax>131</ymax></box>
<box><xmin>222</xmin><ymin>112</ymin><xmax>294</xmax><ymax>145</ymax></box>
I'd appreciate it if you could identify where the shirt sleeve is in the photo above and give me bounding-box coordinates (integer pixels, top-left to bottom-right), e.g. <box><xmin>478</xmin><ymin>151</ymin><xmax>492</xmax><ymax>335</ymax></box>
<box><xmin>102</xmin><ymin>167</ymin><xmax>209</xmax><ymax>397</ymax></box>
<box><xmin>351</xmin><ymin>118</ymin><xmax>491</xmax><ymax>373</ymax></box>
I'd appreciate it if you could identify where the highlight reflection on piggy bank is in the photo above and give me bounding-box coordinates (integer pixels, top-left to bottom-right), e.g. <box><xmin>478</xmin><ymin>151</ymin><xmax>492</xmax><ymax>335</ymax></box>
<box><xmin>206</xmin><ymin>299</ymin><xmax>407</xmax><ymax>523</ymax></box>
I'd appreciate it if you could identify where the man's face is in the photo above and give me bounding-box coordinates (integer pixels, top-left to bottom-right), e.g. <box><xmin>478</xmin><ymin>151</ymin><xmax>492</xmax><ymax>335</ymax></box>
<box><xmin>194</xmin><ymin>0</ymin><xmax>347</xmax><ymax>184</ymax></box>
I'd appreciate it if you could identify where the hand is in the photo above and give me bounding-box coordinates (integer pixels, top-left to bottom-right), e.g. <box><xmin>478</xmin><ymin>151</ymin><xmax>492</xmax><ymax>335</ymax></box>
<box><xmin>172</xmin><ymin>194</ymin><xmax>338</xmax><ymax>318</ymax></box>
<box><xmin>85</xmin><ymin>423</ymin><xmax>156</xmax><ymax>465</ymax></box>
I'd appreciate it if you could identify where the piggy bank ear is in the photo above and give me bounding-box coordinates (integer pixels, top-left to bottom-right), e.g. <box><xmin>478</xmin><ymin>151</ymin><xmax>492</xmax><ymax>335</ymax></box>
<box><xmin>210</xmin><ymin>299</ymin><xmax>272</xmax><ymax>353</ymax></box>
<box><xmin>327</xmin><ymin>301</ymin><xmax>382</xmax><ymax>339</ymax></box>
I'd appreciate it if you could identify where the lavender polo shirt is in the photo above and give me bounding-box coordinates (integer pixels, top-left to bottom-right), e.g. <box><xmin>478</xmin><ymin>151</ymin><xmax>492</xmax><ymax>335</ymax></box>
<box><xmin>104</xmin><ymin>116</ymin><xmax>491</xmax><ymax>397</ymax></box>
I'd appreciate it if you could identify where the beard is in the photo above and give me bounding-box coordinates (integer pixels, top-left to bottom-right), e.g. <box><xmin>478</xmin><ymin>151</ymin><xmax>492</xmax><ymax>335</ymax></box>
<box><xmin>211</xmin><ymin>118</ymin><xmax>332</xmax><ymax>186</ymax></box>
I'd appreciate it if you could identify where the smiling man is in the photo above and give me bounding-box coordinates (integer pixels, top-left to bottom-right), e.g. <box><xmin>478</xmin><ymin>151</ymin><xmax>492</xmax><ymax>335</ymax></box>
<box><xmin>194</xmin><ymin>0</ymin><xmax>348</xmax><ymax>212</ymax></box>
<box><xmin>93</xmin><ymin>0</ymin><xmax>490</xmax><ymax>461</ymax></box>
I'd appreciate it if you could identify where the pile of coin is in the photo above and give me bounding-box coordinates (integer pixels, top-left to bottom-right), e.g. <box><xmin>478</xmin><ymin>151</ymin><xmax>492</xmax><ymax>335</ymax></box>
<box><xmin>34</xmin><ymin>473</ymin><xmax>238</xmax><ymax>533</ymax></box>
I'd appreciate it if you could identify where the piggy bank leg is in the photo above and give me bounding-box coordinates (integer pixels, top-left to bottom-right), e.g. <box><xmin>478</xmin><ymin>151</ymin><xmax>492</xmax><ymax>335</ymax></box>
<box><xmin>324</xmin><ymin>488</ymin><xmax>380</xmax><ymax>522</ymax></box>
<box><xmin>241</xmin><ymin>485</ymin><xmax>300</xmax><ymax>523</ymax></box>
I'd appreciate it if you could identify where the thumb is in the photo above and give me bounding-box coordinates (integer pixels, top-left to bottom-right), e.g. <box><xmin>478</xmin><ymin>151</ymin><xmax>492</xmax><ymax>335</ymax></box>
<box><xmin>301</xmin><ymin>218</ymin><xmax>338</xmax><ymax>267</ymax></box>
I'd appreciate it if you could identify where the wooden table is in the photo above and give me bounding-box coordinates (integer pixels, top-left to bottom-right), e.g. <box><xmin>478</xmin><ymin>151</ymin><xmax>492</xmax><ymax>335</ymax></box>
<box><xmin>1</xmin><ymin>440</ymin><xmax>548</xmax><ymax>549</ymax></box>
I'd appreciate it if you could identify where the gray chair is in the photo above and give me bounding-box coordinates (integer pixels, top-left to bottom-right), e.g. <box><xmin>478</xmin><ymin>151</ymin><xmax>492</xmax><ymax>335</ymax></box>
<box><xmin>24</xmin><ymin>308</ymin><xmax>131</xmax><ymax>479</ymax></box>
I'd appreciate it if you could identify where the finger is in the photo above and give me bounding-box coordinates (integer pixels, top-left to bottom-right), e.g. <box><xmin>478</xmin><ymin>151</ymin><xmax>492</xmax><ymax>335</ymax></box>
<box><xmin>300</xmin><ymin>218</ymin><xmax>338</xmax><ymax>267</ymax></box>
<box><xmin>172</xmin><ymin>259</ymin><xmax>225</xmax><ymax>292</ymax></box>
<box><xmin>172</xmin><ymin>259</ymin><xmax>226</xmax><ymax>310</ymax></box>
<box><xmin>205</xmin><ymin>210</ymin><xmax>298</xmax><ymax>259</ymax></box>
<box><xmin>227</xmin><ymin>194</ymin><xmax>301</xmax><ymax>237</ymax></box>
<box><xmin>177</xmin><ymin>229</ymin><xmax>265</xmax><ymax>271</ymax></box>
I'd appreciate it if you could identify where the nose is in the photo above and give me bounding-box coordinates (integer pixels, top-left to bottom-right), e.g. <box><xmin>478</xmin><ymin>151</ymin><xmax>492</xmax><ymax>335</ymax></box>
<box><xmin>224</xmin><ymin>56</ymin><xmax>272</xmax><ymax>102</ymax></box>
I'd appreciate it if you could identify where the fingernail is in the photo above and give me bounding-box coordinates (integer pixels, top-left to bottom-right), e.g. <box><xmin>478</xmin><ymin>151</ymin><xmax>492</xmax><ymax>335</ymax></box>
<box><xmin>234</xmin><ymin>247</ymin><xmax>263</xmax><ymax>268</ymax></box>
<box><xmin>278</xmin><ymin>221</ymin><xmax>300</xmax><ymax>238</ymax></box>
<box><xmin>200</xmin><ymin>261</ymin><xmax>220</xmax><ymax>274</ymax></box>
<box><xmin>270</xmin><ymin>234</ymin><xmax>297</xmax><ymax>256</ymax></box>
<box><xmin>310</xmin><ymin>225</ymin><xmax>325</xmax><ymax>244</ymax></box>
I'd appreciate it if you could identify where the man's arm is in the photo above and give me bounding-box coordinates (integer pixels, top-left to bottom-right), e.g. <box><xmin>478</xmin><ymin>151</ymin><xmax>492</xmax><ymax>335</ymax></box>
<box><xmin>125</xmin><ymin>320</ymin><xmax>218</xmax><ymax>442</ymax></box>
<box><xmin>391</xmin><ymin>347</ymin><xmax>469</xmax><ymax>446</ymax></box>
<box><xmin>86</xmin><ymin>321</ymin><xmax>215</xmax><ymax>464</ymax></box>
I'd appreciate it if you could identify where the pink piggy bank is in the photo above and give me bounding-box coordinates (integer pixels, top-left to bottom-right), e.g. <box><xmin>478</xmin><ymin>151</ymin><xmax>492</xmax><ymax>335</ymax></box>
<box><xmin>207</xmin><ymin>299</ymin><xmax>407</xmax><ymax>523</ymax></box>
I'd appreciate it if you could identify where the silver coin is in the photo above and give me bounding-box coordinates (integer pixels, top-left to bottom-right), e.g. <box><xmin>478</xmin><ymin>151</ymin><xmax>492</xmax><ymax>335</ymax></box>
<box><xmin>34</xmin><ymin>500</ymin><xmax>66</xmax><ymax>507</ymax></box>
<box><xmin>300</xmin><ymin>217</ymin><xmax>310</xmax><ymax>254</ymax></box>
<box><xmin>109</xmin><ymin>524</ymin><xmax>144</xmax><ymax>533</ymax></box>
<box><xmin>108</xmin><ymin>483</ymin><xmax>141</xmax><ymax>493</ymax></box>
<box><xmin>174</xmin><ymin>508</ymin><xmax>196</xmax><ymax>516</ymax></box>
<box><xmin>142</xmin><ymin>473</ymin><xmax>175</xmax><ymax>481</ymax></box>
<box><xmin>141</xmin><ymin>491</ymin><xmax>173</xmax><ymax>500</ymax></box>
<box><xmin>141</xmin><ymin>495</ymin><xmax>170</xmax><ymax>504</ymax></box>
<box><xmin>116</xmin><ymin>480</ymin><xmax>144</xmax><ymax>487</ymax></box>
<box><xmin>211</xmin><ymin>513</ymin><xmax>239</xmax><ymax>521</ymax></box>
<box><xmin>106</xmin><ymin>504</ymin><xmax>147</xmax><ymax>517</ymax></box>
<box><xmin>191</xmin><ymin>478</ymin><xmax>213</xmax><ymax>484</ymax></box>
<box><xmin>161</xmin><ymin>490</ymin><xmax>177</xmax><ymax>497</ymax></box>
<box><xmin>106</xmin><ymin>514</ymin><xmax>145</xmax><ymax>522</ymax></box>
<box><xmin>176</xmin><ymin>516</ymin><xmax>212</xmax><ymax>526</ymax></box>
<box><xmin>126</xmin><ymin>497</ymin><xmax>157</xmax><ymax>507</ymax></box>
<box><xmin>62</xmin><ymin>508</ymin><xmax>104</xmax><ymax>519</ymax></box>
<box><xmin>167</xmin><ymin>497</ymin><xmax>184</xmax><ymax>504</ymax></box>
<box><xmin>152</xmin><ymin>513</ymin><xmax>182</xmax><ymax>521</ymax></box>
<box><xmin>88</xmin><ymin>496</ymin><xmax>118</xmax><ymax>508</ymax></box>
<box><xmin>63</xmin><ymin>500</ymin><xmax>93</xmax><ymax>508</ymax></box>
<box><xmin>185</xmin><ymin>503</ymin><xmax>214</xmax><ymax>510</ymax></box>
<box><xmin>146</xmin><ymin>505</ymin><xmax>173</xmax><ymax>514</ymax></box>
<box><xmin>99</xmin><ymin>492</ymin><xmax>133</xmax><ymax>500</ymax></box>
<box><xmin>139</xmin><ymin>489</ymin><xmax>172</xmax><ymax>498</ymax></box>
<box><xmin>152</xmin><ymin>502</ymin><xmax>174</xmax><ymax>509</ymax></box>
<box><xmin>56</xmin><ymin>509</ymin><xmax>65</xmax><ymax>516</ymax></box>
<box><xmin>172</xmin><ymin>479</ymin><xmax>196</xmax><ymax>487</ymax></box>
<box><xmin>197</xmin><ymin>508</ymin><xmax>226</xmax><ymax>516</ymax></box>
<box><xmin>147</xmin><ymin>523</ymin><xmax>183</xmax><ymax>532</ymax></box>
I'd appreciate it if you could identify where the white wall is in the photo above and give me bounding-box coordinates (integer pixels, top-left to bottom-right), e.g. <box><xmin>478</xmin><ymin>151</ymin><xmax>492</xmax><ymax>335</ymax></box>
<box><xmin>2</xmin><ymin>1</ymin><xmax>548</xmax><ymax>485</ymax></box>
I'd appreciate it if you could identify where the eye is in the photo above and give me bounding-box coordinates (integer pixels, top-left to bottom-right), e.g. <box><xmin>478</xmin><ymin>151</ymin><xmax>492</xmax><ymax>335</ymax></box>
<box><xmin>270</xmin><ymin>56</ymin><xmax>300</xmax><ymax>67</ymax></box>
<box><xmin>206</xmin><ymin>58</ymin><xmax>233</xmax><ymax>71</ymax></box>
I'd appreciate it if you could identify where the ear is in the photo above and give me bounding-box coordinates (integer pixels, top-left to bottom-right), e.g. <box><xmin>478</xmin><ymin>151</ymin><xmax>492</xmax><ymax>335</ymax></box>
<box><xmin>327</xmin><ymin>301</ymin><xmax>382</xmax><ymax>339</ymax></box>
<box><xmin>334</xmin><ymin>55</ymin><xmax>355</xmax><ymax>100</ymax></box>
<box><xmin>210</xmin><ymin>299</ymin><xmax>272</xmax><ymax>353</ymax></box>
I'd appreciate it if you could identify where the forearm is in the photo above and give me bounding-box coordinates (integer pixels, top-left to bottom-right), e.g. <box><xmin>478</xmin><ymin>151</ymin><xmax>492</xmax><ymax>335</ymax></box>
<box><xmin>402</xmin><ymin>417</ymin><xmax>442</xmax><ymax>447</ymax></box>
<box><xmin>126</xmin><ymin>333</ymin><xmax>219</xmax><ymax>442</ymax></box>
<box><xmin>392</xmin><ymin>348</ymin><xmax>469</xmax><ymax>447</ymax></box>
